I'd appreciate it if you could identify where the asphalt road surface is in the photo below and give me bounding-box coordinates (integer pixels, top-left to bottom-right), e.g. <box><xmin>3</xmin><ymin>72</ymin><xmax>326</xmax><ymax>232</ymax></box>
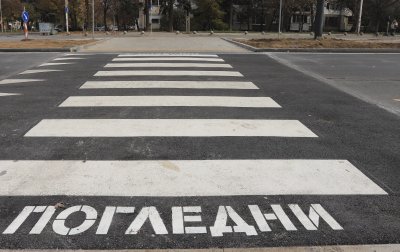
<box><xmin>0</xmin><ymin>52</ymin><xmax>59</xmax><ymax>81</ymax></box>
<box><xmin>268</xmin><ymin>52</ymin><xmax>400</xmax><ymax>116</ymax></box>
<box><xmin>0</xmin><ymin>53</ymin><xmax>399</xmax><ymax>249</ymax></box>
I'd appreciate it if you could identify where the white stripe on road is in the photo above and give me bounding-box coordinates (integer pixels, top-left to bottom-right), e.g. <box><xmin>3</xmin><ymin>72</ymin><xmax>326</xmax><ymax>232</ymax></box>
<box><xmin>118</xmin><ymin>53</ymin><xmax>218</xmax><ymax>57</ymax></box>
<box><xmin>25</xmin><ymin>119</ymin><xmax>316</xmax><ymax>137</ymax></box>
<box><xmin>0</xmin><ymin>160</ymin><xmax>387</xmax><ymax>196</ymax></box>
<box><xmin>0</xmin><ymin>79</ymin><xmax>44</xmax><ymax>85</ymax></box>
<box><xmin>64</xmin><ymin>53</ymin><xmax>92</xmax><ymax>56</ymax></box>
<box><xmin>95</xmin><ymin>71</ymin><xmax>243</xmax><ymax>77</ymax></box>
<box><xmin>394</xmin><ymin>98</ymin><xmax>400</xmax><ymax>102</ymax></box>
<box><xmin>39</xmin><ymin>63</ymin><xmax>73</xmax><ymax>66</ymax></box>
<box><xmin>0</xmin><ymin>93</ymin><xmax>20</xmax><ymax>97</ymax></box>
<box><xmin>59</xmin><ymin>96</ymin><xmax>281</xmax><ymax>108</ymax></box>
<box><xmin>80</xmin><ymin>81</ymin><xmax>259</xmax><ymax>90</ymax></box>
<box><xmin>53</xmin><ymin>58</ymin><xmax>85</xmax><ymax>61</ymax></box>
<box><xmin>113</xmin><ymin>58</ymin><xmax>224</xmax><ymax>62</ymax></box>
<box><xmin>105</xmin><ymin>63</ymin><xmax>233</xmax><ymax>68</ymax></box>
<box><xmin>19</xmin><ymin>69</ymin><xmax>63</xmax><ymax>74</ymax></box>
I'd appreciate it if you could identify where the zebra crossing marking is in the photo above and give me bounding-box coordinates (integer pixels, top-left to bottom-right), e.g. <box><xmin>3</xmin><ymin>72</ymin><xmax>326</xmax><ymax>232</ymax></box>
<box><xmin>25</xmin><ymin>119</ymin><xmax>317</xmax><ymax>137</ymax></box>
<box><xmin>0</xmin><ymin>93</ymin><xmax>20</xmax><ymax>97</ymax></box>
<box><xmin>19</xmin><ymin>69</ymin><xmax>63</xmax><ymax>75</ymax></box>
<box><xmin>39</xmin><ymin>63</ymin><xmax>73</xmax><ymax>67</ymax></box>
<box><xmin>63</xmin><ymin>53</ymin><xmax>93</xmax><ymax>56</ymax></box>
<box><xmin>94</xmin><ymin>71</ymin><xmax>243</xmax><ymax>77</ymax></box>
<box><xmin>80</xmin><ymin>81</ymin><xmax>259</xmax><ymax>90</ymax></box>
<box><xmin>104</xmin><ymin>63</ymin><xmax>233</xmax><ymax>68</ymax></box>
<box><xmin>53</xmin><ymin>58</ymin><xmax>85</xmax><ymax>61</ymax></box>
<box><xmin>0</xmin><ymin>79</ymin><xmax>44</xmax><ymax>85</ymax></box>
<box><xmin>118</xmin><ymin>53</ymin><xmax>219</xmax><ymax>57</ymax></box>
<box><xmin>112</xmin><ymin>57</ymin><xmax>224</xmax><ymax>62</ymax></box>
<box><xmin>0</xmin><ymin>160</ymin><xmax>386</xmax><ymax>196</ymax></box>
<box><xmin>59</xmin><ymin>96</ymin><xmax>281</xmax><ymax>108</ymax></box>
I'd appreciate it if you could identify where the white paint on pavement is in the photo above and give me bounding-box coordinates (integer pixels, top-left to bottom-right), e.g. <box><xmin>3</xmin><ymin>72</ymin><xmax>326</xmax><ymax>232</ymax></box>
<box><xmin>80</xmin><ymin>81</ymin><xmax>258</xmax><ymax>90</ymax></box>
<box><xmin>95</xmin><ymin>71</ymin><xmax>243</xmax><ymax>77</ymax></box>
<box><xmin>0</xmin><ymin>79</ymin><xmax>44</xmax><ymax>85</ymax></box>
<box><xmin>0</xmin><ymin>160</ymin><xmax>387</xmax><ymax>196</ymax></box>
<box><xmin>113</xmin><ymin>57</ymin><xmax>224</xmax><ymax>62</ymax></box>
<box><xmin>118</xmin><ymin>53</ymin><xmax>219</xmax><ymax>57</ymax></box>
<box><xmin>25</xmin><ymin>119</ymin><xmax>317</xmax><ymax>137</ymax></box>
<box><xmin>64</xmin><ymin>53</ymin><xmax>92</xmax><ymax>56</ymax></box>
<box><xmin>59</xmin><ymin>96</ymin><xmax>281</xmax><ymax>108</ymax></box>
<box><xmin>53</xmin><ymin>58</ymin><xmax>85</xmax><ymax>61</ymax></box>
<box><xmin>0</xmin><ymin>93</ymin><xmax>21</xmax><ymax>96</ymax></box>
<box><xmin>39</xmin><ymin>63</ymin><xmax>73</xmax><ymax>67</ymax></box>
<box><xmin>19</xmin><ymin>69</ymin><xmax>63</xmax><ymax>75</ymax></box>
<box><xmin>105</xmin><ymin>63</ymin><xmax>232</xmax><ymax>68</ymax></box>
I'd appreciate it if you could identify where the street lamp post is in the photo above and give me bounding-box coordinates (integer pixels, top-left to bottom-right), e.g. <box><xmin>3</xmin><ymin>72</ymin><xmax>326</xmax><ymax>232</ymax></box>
<box><xmin>356</xmin><ymin>0</ymin><xmax>364</xmax><ymax>34</ymax></box>
<box><xmin>65</xmin><ymin>0</ymin><xmax>69</xmax><ymax>34</ymax></box>
<box><xmin>278</xmin><ymin>0</ymin><xmax>282</xmax><ymax>39</ymax></box>
<box><xmin>92</xmin><ymin>0</ymin><xmax>95</xmax><ymax>39</ymax></box>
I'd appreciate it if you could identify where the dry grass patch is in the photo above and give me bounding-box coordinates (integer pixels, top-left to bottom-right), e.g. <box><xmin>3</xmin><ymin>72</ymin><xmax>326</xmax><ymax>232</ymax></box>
<box><xmin>0</xmin><ymin>39</ymin><xmax>96</xmax><ymax>49</ymax></box>
<box><xmin>239</xmin><ymin>38</ymin><xmax>400</xmax><ymax>49</ymax></box>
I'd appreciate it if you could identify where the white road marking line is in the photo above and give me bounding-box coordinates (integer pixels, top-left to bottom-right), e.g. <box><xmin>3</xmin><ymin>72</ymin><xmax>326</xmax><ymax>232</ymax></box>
<box><xmin>19</xmin><ymin>69</ymin><xmax>63</xmax><ymax>74</ymax></box>
<box><xmin>25</xmin><ymin>119</ymin><xmax>317</xmax><ymax>137</ymax></box>
<box><xmin>0</xmin><ymin>93</ymin><xmax>20</xmax><ymax>97</ymax></box>
<box><xmin>394</xmin><ymin>98</ymin><xmax>400</xmax><ymax>102</ymax></box>
<box><xmin>95</xmin><ymin>71</ymin><xmax>243</xmax><ymax>77</ymax></box>
<box><xmin>118</xmin><ymin>53</ymin><xmax>218</xmax><ymax>57</ymax></box>
<box><xmin>113</xmin><ymin>58</ymin><xmax>224</xmax><ymax>62</ymax></box>
<box><xmin>39</xmin><ymin>63</ymin><xmax>73</xmax><ymax>67</ymax></box>
<box><xmin>80</xmin><ymin>81</ymin><xmax>259</xmax><ymax>90</ymax></box>
<box><xmin>0</xmin><ymin>79</ymin><xmax>44</xmax><ymax>85</ymax></box>
<box><xmin>0</xmin><ymin>160</ymin><xmax>387</xmax><ymax>196</ymax></box>
<box><xmin>53</xmin><ymin>58</ymin><xmax>85</xmax><ymax>61</ymax></box>
<box><xmin>105</xmin><ymin>63</ymin><xmax>233</xmax><ymax>68</ymax></box>
<box><xmin>64</xmin><ymin>53</ymin><xmax>92</xmax><ymax>56</ymax></box>
<box><xmin>59</xmin><ymin>96</ymin><xmax>281</xmax><ymax>108</ymax></box>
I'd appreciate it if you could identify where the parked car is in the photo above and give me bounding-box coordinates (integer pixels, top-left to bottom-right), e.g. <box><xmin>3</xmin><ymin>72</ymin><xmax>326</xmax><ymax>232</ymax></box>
<box><xmin>54</xmin><ymin>24</ymin><xmax>64</xmax><ymax>32</ymax></box>
<box><xmin>95</xmin><ymin>26</ymin><xmax>105</xmax><ymax>31</ymax></box>
<box><xmin>109</xmin><ymin>25</ymin><xmax>119</xmax><ymax>31</ymax></box>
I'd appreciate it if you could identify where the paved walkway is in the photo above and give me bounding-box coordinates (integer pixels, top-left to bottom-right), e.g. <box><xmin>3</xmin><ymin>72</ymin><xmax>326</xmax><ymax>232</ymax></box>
<box><xmin>79</xmin><ymin>33</ymin><xmax>248</xmax><ymax>53</ymax></box>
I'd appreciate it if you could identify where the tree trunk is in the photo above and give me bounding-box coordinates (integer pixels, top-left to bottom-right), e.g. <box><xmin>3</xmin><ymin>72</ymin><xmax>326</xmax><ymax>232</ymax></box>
<box><xmin>145</xmin><ymin>0</ymin><xmax>150</xmax><ymax>31</ymax></box>
<box><xmin>229</xmin><ymin>0</ymin><xmax>233</xmax><ymax>31</ymax></box>
<box><xmin>168</xmin><ymin>0</ymin><xmax>174</xmax><ymax>32</ymax></box>
<box><xmin>103</xmin><ymin>3</ymin><xmax>108</xmax><ymax>31</ymax></box>
<box><xmin>85</xmin><ymin>0</ymin><xmax>89</xmax><ymax>31</ymax></box>
<box><xmin>314</xmin><ymin>0</ymin><xmax>325</xmax><ymax>39</ymax></box>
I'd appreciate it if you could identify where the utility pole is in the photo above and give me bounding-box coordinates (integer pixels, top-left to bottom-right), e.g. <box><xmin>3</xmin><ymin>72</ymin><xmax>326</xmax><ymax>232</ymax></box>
<box><xmin>278</xmin><ymin>0</ymin><xmax>282</xmax><ymax>39</ymax></box>
<box><xmin>65</xmin><ymin>0</ymin><xmax>69</xmax><ymax>34</ymax></box>
<box><xmin>0</xmin><ymin>0</ymin><xmax>4</xmax><ymax>33</ymax></box>
<box><xmin>356</xmin><ymin>0</ymin><xmax>364</xmax><ymax>34</ymax></box>
<box><xmin>150</xmin><ymin>1</ymin><xmax>152</xmax><ymax>34</ymax></box>
<box><xmin>314</xmin><ymin>0</ymin><xmax>325</xmax><ymax>39</ymax></box>
<box><xmin>92</xmin><ymin>0</ymin><xmax>95</xmax><ymax>39</ymax></box>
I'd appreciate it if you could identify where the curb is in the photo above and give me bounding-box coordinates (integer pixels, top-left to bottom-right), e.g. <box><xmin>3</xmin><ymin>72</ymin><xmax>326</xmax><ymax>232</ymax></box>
<box><xmin>223</xmin><ymin>37</ymin><xmax>400</xmax><ymax>53</ymax></box>
<box><xmin>0</xmin><ymin>48</ymin><xmax>72</xmax><ymax>52</ymax></box>
<box><xmin>72</xmin><ymin>38</ymin><xmax>112</xmax><ymax>52</ymax></box>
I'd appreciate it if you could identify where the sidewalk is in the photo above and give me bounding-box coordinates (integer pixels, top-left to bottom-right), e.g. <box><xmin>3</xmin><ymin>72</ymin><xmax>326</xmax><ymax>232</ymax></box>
<box><xmin>79</xmin><ymin>33</ymin><xmax>248</xmax><ymax>53</ymax></box>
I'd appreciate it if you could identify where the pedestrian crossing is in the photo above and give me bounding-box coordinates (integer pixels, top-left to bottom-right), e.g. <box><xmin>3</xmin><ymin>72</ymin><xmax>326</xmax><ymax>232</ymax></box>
<box><xmin>59</xmin><ymin>96</ymin><xmax>281</xmax><ymax>108</ymax></box>
<box><xmin>14</xmin><ymin>53</ymin><xmax>386</xmax><ymax>197</ymax></box>
<box><xmin>94</xmin><ymin>70</ymin><xmax>244</xmax><ymax>77</ymax></box>
<box><xmin>0</xmin><ymin>160</ymin><xmax>386</xmax><ymax>196</ymax></box>
<box><xmin>80</xmin><ymin>81</ymin><xmax>259</xmax><ymax>89</ymax></box>
<box><xmin>113</xmin><ymin>57</ymin><xmax>225</xmax><ymax>62</ymax></box>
